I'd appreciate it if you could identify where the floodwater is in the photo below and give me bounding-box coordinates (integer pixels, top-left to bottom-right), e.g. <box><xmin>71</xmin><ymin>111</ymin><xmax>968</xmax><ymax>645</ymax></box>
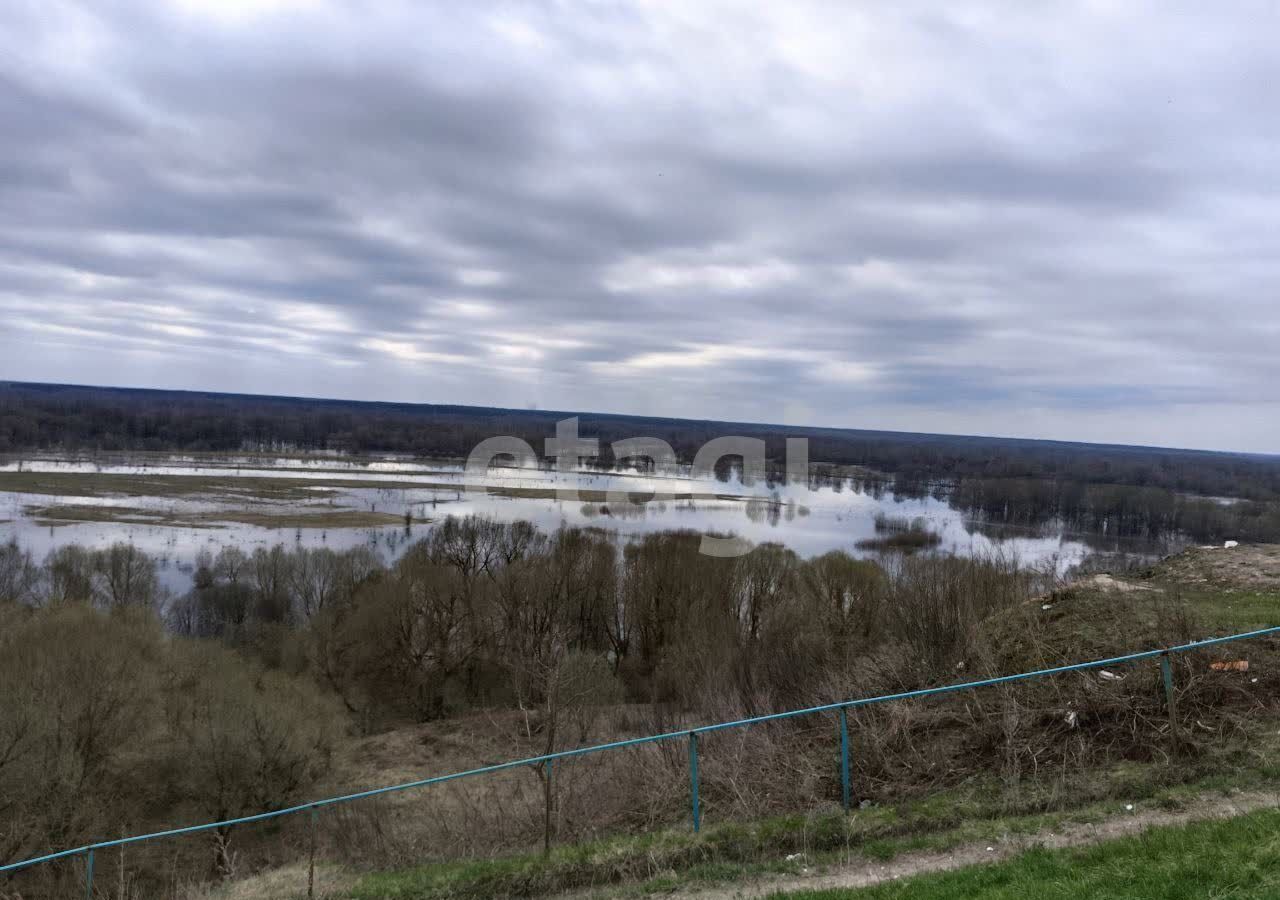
<box><xmin>0</xmin><ymin>453</ymin><xmax>1153</xmax><ymax>593</ymax></box>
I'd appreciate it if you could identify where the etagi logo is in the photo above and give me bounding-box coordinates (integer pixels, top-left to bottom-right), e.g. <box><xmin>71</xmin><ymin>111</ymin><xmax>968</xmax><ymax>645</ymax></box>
<box><xmin>465</xmin><ymin>418</ymin><xmax>808</xmax><ymax>558</ymax></box>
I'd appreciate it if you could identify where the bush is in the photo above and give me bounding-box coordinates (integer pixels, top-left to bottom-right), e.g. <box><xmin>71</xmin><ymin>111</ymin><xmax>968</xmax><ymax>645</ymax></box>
<box><xmin>0</xmin><ymin>604</ymin><xmax>341</xmax><ymax>894</ymax></box>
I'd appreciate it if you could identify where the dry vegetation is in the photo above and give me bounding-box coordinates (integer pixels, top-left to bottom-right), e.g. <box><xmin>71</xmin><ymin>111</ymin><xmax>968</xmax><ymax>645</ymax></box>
<box><xmin>855</xmin><ymin>514</ymin><xmax>943</xmax><ymax>553</ymax></box>
<box><xmin>2</xmin><ymin>527</ymin><xmax>1279</xmax><ymax>899</ymax></box>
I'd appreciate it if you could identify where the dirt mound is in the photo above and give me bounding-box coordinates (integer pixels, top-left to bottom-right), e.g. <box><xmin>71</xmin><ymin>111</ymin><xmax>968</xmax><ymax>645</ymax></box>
<box><xmin>1082</xmin><ymin>573</ymin><xmax>1155</xmax><ymax>593</ymax></box>
<box><xmin>1145</xmin><ymin>544</ymin><xmax>1280</xmax><ymax>590</ymax></box>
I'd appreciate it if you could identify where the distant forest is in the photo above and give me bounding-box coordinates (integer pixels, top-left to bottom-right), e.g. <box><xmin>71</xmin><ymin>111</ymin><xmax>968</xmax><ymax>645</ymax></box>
<box><xmin>3</xmin><ymin>380</ymin><xmax>1279</xmax><ymax>504</ymax></box>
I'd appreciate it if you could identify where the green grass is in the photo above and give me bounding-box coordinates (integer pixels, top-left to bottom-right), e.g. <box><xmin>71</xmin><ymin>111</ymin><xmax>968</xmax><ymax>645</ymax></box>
<box><xmin>776</xmin><ymin>806</ymin><xmax>1280</xmax><ymax>899</ymax></box>
<box><xmin>1173</xmin><ymin>587</ymin><xmax>1280</xmax><ymax>631</ymax></box>
<box><xmin>349</xmin><ymin>818</ymin><xmax>823</xmax><ymax>899</ymax></box>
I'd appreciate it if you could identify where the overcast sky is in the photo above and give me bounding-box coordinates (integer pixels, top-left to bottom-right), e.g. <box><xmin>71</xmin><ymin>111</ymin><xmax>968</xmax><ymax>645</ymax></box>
<box><xmin>1</xmin><ymin>2</ymin><xmax>1277</xmax><ymax>451</ymax></box>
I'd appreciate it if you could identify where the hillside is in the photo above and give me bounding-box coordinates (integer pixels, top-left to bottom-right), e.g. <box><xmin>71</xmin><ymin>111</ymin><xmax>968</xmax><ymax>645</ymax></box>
<box><xmin>171</xmin><ymin>543</ymin><xmax>1280</xmax><ymax>900</ymax></box>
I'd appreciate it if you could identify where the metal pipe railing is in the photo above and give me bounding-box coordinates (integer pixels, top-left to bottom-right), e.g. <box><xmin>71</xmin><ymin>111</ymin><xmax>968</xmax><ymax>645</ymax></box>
<box><xmin>4</xmin><ymin>623</ymin><xmax>1278</xmax><ymax>893</ymax></box>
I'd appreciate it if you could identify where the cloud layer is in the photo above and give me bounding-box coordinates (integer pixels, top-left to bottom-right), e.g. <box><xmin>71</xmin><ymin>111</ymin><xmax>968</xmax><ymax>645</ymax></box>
<box><xmin>2</xmin><ymin>1</ymin><xmax>1277</xmax><ymax>450</ymax></box>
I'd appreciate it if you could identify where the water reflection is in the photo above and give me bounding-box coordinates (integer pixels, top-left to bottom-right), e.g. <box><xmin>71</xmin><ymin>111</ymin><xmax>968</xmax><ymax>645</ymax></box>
<box><xmin>0</xmin><ymin>453</ymin><xmax>1175</xmax><ymax>592</ymax></box>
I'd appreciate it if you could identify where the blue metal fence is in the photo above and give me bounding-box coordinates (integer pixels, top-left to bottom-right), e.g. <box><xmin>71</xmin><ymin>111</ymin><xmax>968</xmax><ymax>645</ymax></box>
<box><xmin>4</xmin><ymin>623</ymin><xmax>1279</xmax><ymax>895</ymax></box>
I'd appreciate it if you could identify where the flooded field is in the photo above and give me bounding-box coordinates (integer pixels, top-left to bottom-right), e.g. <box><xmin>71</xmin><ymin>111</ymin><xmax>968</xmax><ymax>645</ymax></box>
<box><xmin>0</xmin><ymin>452</ymin><xmax>1165</xmax><ymax>592</ymax></box>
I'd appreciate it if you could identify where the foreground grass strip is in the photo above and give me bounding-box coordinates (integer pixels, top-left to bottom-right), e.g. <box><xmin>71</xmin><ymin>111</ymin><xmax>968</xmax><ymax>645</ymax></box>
<box><xmin>777</xmin><ymin>807</ymin><xmax>1280</xmax><ymax>900</ymax></box>
<box><xmin>348</xmin><ymin>821</ymin><xmax>819</xmax><ymax>900</ymax></box>
<box><xmin>346</xmin><ymin>765</ymin><xmax>1272</xmax><ymax>900</ymax></box>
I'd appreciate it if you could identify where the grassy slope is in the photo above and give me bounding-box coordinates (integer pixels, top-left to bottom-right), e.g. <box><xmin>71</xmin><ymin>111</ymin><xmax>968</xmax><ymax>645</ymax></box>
<box><xmin>779</xmin><ymin>806</ymin><xmax>1280</xmax><ymax>899</ymax></box>
<box><xmin>1140</xmin><ymin>543</ymin><xmax>1280</xmax><ymax>632</ymax></box>
<box><xmin>198</xmin><ymin>545</ymin><xmax>1280</xmax><ymax>900</ymax></box>
<box><xmin>338</xmin><ymin>548</ymin><xmax>1280</xmax><ymax>899</ymax></box>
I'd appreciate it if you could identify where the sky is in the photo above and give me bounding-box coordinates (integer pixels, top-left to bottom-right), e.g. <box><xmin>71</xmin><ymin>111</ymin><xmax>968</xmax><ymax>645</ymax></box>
<box><xmin>1</xmin><ymin>1</ymin><xmax>1277</xmax><ymax>452</ymax></box>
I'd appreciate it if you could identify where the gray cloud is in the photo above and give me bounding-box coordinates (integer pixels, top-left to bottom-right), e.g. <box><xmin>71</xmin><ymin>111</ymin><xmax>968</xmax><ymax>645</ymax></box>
<box><xmin>0</xmin><ymin>0</ymin><xmax>1277</xmax><ymax>451</ymax></box>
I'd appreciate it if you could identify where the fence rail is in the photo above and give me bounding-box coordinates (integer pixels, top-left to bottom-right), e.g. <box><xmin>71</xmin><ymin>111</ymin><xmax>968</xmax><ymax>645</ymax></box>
<box><xmin>4</xmin><ymin>623</ymin><xmax>1279</xmax><ymax>894</ymax></box>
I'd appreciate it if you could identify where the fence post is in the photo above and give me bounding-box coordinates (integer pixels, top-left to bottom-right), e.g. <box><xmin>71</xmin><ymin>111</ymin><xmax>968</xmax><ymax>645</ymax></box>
<box><xmin>1159</xmin><ymin>651</ymin><xmax>1181</xmax><ymax>754</ymax></box>
<box><xmin>543</xmin><ymin>758</ymin><xmax>554</xmax><ymax>855</ymax></box>
<box><xmin>838</xmin><ymin>707</ymin><xmax>851</xmax><ymax>813</ymax></box>
<box><xmin>84</xmin><ymin>847</ymin><xmax>94</xmax><ymax>900</ymax></box>
<box><xmin>688</xmin><ymin>732</ymin><xmax>701</xmax><ymax>833</ymax></box>
<box><xmin>307</xmin><ymin>805</ymin><xmax>318</xmax><ymax>899</ymax></box>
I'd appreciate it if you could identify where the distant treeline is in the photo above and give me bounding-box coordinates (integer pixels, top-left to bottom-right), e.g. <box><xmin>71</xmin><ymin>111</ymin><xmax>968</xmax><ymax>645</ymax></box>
<box><xmin>3</xmin><ymin>381</ymin><xmax>1279</xmax><ymax>501</ymax></box>
<box><xmin>945</xmin><ymin>477</ymin><xmax>1280</xmax><ymax>544</ymax></box>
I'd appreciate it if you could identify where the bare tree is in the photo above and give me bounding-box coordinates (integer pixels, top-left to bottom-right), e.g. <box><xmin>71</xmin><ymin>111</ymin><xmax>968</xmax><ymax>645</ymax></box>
<box><xmin>0</xmin><ymin>540</ymin><xmax>41</xmax><ymax>606</ymax></box>
<box><xmin>92</xmin><ymin>543</ymin><xmax>158</xmax><ymax>610</ymax></box>
<box><xmin>162</xmin><ymin>642</ymin><xmax>340</xmax><ymax>879</ymax></box>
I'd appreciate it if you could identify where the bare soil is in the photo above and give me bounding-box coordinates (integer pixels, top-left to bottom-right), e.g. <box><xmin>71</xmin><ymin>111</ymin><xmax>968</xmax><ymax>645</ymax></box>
<box><xmin>1149</xmin><ymin>543</ymin><xmax>1280</xmax><ymax>590</ymax></box>
<box><xmin>1081</xmin><ymin>573</ymin><xmax>1155</xmax><ymax>593</ymax></box>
